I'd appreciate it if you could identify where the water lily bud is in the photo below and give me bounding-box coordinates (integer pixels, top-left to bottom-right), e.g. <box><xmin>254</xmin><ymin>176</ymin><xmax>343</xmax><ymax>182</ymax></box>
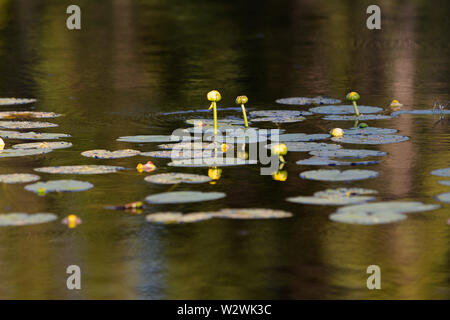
<box><xmin>272</xmin><ymin>143</ymin><xmax>287</xmax><ymax>156</ymax></box>
<box><xmin>272</xmin><ymin>170</ymin><xmax>288</xmax><ymax>182</ymax></box>
<box><xmin>330</xmin><ymin>128</ymin><xmax>344</xmax><ymax>137</ymax></box>
<box><xmin>208</xmin><ymin>167</ymin><xmax>222</xmax><ymax>180</ymax></box>
<box><xmin>62</xmin><ymin>214</ymin><xmax>82</xmax><ymax>228</ymax></box>
<box><xmin>235</xmin><ymin>95</ymin><xmax>248</xmax><ymax>104</ymax></box>
<box><xmin>390</xmin><ymin>100</ymin><xmax>403</xmax><ymax>110</ymax></box>
<box><xmin>207</xmin><ymin>90</ymin><xmax>221</xmax><ymax>102</ymax></box>
<box><xmin>37</xmin><ymin>187</ymin><xmax>47</xmax><ymax>196</ymax></box>
<box><xmin>346</xmin><ymin>91</ymin><xmax>360</xmax><ymax>101</ymax></box>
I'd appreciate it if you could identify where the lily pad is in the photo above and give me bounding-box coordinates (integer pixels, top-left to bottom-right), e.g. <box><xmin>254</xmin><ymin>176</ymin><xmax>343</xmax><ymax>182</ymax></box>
<box><xmin>392</xmin><ymin>109</ymin><xmax>450</xmax><ymax>117</ymax></box>
<box><xmin>300</xmin><ymin>169</ymin><xmax>379</xmax><ymax>181</ymax></box>
<box><xmin>273</xmin><ymin>133</ymin><xmax>330</xmax><ymax>142</ymax></box>
<box><xmin>343</xmin><ymin>127</ymin><xmax>398</xmax><ymax>135</ymax></box>
<box><xmin>249</xmin><ymin>110</ymin><xmax>312</xmax><ymax>117</ymax></box>
<box><xmin>435</xmin><ymin>192</ymin><xmax>450</xmax><ymax>203</ymax></box>
<box><xmin>215</xmin><ymin>208</ymin><xmax>293</xmax><ymax>219</ymax></box>
<box><xmin>438</xmin><ymin>180</ymin><xmax>450</xmax><ymax>186</ymax></box>
<box><xmin>207</xmin><ymin>131</ymin><xmax>269</xmax><ymax>144</ymax></box>
<box><xmin>266</xmin><ymin>142</ymin><xmax>342</xmax><ymax>152</ymax></box>
<box><xmin>276</xmin><ymin>96</ymin><xmax>341</xmax><ymax>105</ymax></box>
<box><xmin>323</xmin><ymin>115</ymin><xmax>392</xmax><ymax>121</ymax></box>
<box><xmin>81</xmin><ymin>149</ymin><xmax>140</xmax><ymax>159</ymax></box>
<box><xmin>0</xmin><ymin>148</ymin><xmax>52</xmax><ymax>157</ymax></box>
<box><xmin>296</xmin><ymin>157</ymin><xmax>379</xmax><ymax>166</ymax></box>
<box><xmin>117</xmin><ymin>134</ymin><xmax>197</xmax><ymax>143</ymax></box>
<box><xmin>0</xmin><ymin>173</ymin><xmax>41</xmax><ymax>184</ymax></box>
<box><xmin>310</xmin><ymin>105</ymin><xmax>383</xmax><ymax>115</ymax></box>
<box><xmin>0</xmin><ymin>98</ymin><xmax>37</xmax><ymax>105</ymax></box>
<box><xmin>144</xmin><ymin>173</ymin><xmax>211</xmax><ymax>184</ymax></box>
<box><xmin>331</xmin><ymin>134</ymin><xmax>409</xmax><ymax>145</ymax></box>
<box><xmin>12</xmin><ymin>141</ymin><xmax>73</xmax><ymax>150</ymax></box>
<box><xmin>145</xmin><ymin>212</ymin><xmax>215</xmax><ymax>224</ymax></box>
<box><xmin>145</xmin><ymin>191</ymin><xmax>226</xmax><ymax>204</ymax></box>
<box><xmin>309</xmin><ymin>149</ymin><xmax>387</xmax><ymax>159</ymax></box>
<box><xmin>0</xmin><ymin>213</ymin><xmax>57</xmax><ymax>226</ymax></box>
<box><xmin>25</xmin><ymin>180</ymin><xmax>93</xmax><ymax>193</ymax></box>
<box><xmin>431</xmin><ymin>168</ymin><xmax>450</xmax><ymax>177</ymax></box>
<box><xmin>140</xmin><ymin>150</ymin><xmax>221</xmax><ymax>159</ymax></box>
<box><xmin>168</xmin><ymin>157</ymin><xmax>257</xmax><ymax>167</ymax></box>
<box><xmin>0</xmin><ymin>111</ymin><xmax>61</xmax><ymax>119</ymax></box>
<box><xmin>314</xmin><ymin>188</ymin><xmax>378</xmax><ymax>197</ymax></box>
<box><xmin>330</xmin><ymin>211</ymin><xmax>407</xmax><ymax>225</ymax></box>
<box><xmin>0</xmin><ymin>121</ymin><xmax>58</xmax><ymax>129</ymax></box>
<box><xmin>34</xmin><ymin>165</ymin><xmax>126</xmax><ymax>175</ymax></box>
<box><xmin>287</xmin><ymin>187</ymin><xmax>376</xmax><ymax>205</ymax></box>
<box><xmin>250</xmin><ymin>116</ymin><xmax>306</xmax><ymax>123</ymax></box>
<box><xmin>186</xmin><ymin>118</ymin><xmax>245</xmax><ymax>126</ymax></box>
<box><xmin>158</xmin><ymin>142</ymin><xmax>220</xmax><ymax>150</ymax></box>
<box><xmin>0</xmin><ymin>130</ymin><xmax>70</xmax><ymax>140</ymax></box>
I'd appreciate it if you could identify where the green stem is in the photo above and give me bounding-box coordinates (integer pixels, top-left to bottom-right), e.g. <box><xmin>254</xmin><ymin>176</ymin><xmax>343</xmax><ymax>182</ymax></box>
<box><xmin>241</xmin><ymin>104</ymin><xmax>248</xmax><ymax>128</ymax></box>
<box><xmin>352</xmin><ymin>101</ymin><xmax>360</xmax><ymax>116</ymax></box>
<box><xmin>353</xmin><ymin>120</ymin><xmax>359</xmax><ymax>128</ymax></box>
<box><xmin>279</xmin><ymin>155</ymin><xmax>285</xmax><ymax>163</ymax></box>
<box><xmin>213</xmin><ymin>102</ymin><xmax>217</xmax><ymax>136</ymax></box>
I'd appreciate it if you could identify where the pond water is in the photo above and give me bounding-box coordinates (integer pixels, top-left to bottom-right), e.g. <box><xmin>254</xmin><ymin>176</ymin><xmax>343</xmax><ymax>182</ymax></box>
<box><xmin>0</xmin><ymin>0</ymin><xmax>448</xmax><ymax>299</ymax></box>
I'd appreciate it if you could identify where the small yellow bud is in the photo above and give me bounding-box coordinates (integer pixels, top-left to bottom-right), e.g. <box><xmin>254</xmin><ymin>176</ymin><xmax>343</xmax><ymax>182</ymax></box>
<box><xmin>208</xmin><ymin>167</ymin><xmax>222</xmax><ymax>180</ymax></box>
<box><xmin>62</xmin><ymin>214</ymin><xmax>82</xmax><ymax>228</ymax></box>
<box><xmin>37</xmin><ymin>188</ymin><xmax>46</xmax><ymax>196</ymax></box>
<box><xmin>272</xmin><ymin>170</ymin><xmax>288</xmax><ymax>181</ymax></box>
<box><xmin>330</xmin><ymin>128</ymin><xmax>344</xmax><ymax>137</ymax></box>
<box><xmin>221</xmin><ymin>144</ymin><xmax>228</xmax><ymax>152</ymax></box>
<box><xmin>346</xmin><ymin>91</ymin><xmax>360</xmax><ymax>101</ymax></box>
<box><xmin>272</xmin><ymin>143</ymin><xmax>287</xmax><ymax>156</ymax></box>
<box><xmin>207</xmin><ymin>90</ymin><xmax>221</xmax><ymax>102</ymax></box>
<box><xmin>235</xmin><ymin>95</ymin><xmax>248</xmax><ymax>105</ymax></box>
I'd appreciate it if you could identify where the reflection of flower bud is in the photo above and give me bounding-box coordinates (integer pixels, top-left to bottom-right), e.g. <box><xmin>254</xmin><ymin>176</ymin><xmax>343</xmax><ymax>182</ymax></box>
<box><xmin>208</xmin><ymin>167</ymin><xmax>222</xmax><ymax>180</ymax></box>
<box><xmin>272</xmin><ymin>170</ymin><xmax>287</xmax><ymax>181</ymax></box>
<box><xmin>137</xmin><ymin>161</ymin><xmax>156</xmax><ymax>173</ymax></box>
<box><xmin>330</xmin><ymin>128</ymin><xmax>344</xmax><ymax>137</ymax></box>
<box><xmin>389</xmin><ymin>99</ymin><xmax>402</xmax><ymax>110</ymax></box>
<box><xmin>0</xmin><ymin>138</ymin><xmax>4</xmax><ymax>151</ymax></box>
<box><xmin>346</xmin><ymin>91</ymin><xmax>360</xmax><ymax>101</ymax></box>
<box><xmin>272</xmin><ymin>143</ymin><xmax>287</xmax><ymax>155</ymax></box>
<box><xmin>62</xmin><ymin>214</ymin><xmax>82</xmax><ymax>228</ymax></box>
<box><xmin>238</xmin><ymin>151</ymin><xmax>248</xmax><ymax>160</ymax></box>
<box><xmin>207</xmin><ymin>90</ymin><xmax>221</xmax><ymax>102</ymax></box>
<box><xmin>235</xmin><ymin>95</ymin><xmax>248</xmax><ymax>104</ymax></box>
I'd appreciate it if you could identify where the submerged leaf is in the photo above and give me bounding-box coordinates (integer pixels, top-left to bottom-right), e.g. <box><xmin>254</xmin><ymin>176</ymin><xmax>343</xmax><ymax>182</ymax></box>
<box><xmin>145</xmin><ymin>191</ymin><xmax>226</xmax><ymax>204</ymax></box>
<box><xmin>0</xmin><ymin>213</ymin><xmax>57</xmax><ymax>226</ymax></box>
<box><xmin>249</xmin><ymin>110</ymin><xmax>311</xmax><ymax>117</ymax></box>
<box><xmin>273</xmin><ymin>133</ymin><xmax>330</xmax><ymax>142</ymax></box>
<box><xmin>34</xmin><ymin>165</ymin><xmax>125</xmax><ymax>174</ymax></box>
<box><xmin>25</xmin><ymin>179</ymin><xmax>94</xmax><ymax>193</ymax></box>
<box><xmin>144</xmin><ymin>173</ymin><xmax>211</xmax><ymax>184</ymax></box>
<box><xmin>276</xmin><ymin>96</ymin><xmax>341</xmax><ymax>105</ymax></box>
<box><xmin>310</xmin><ymin>105</ymin><xmax>383</xmax><ymax>115</ymax></box>
<box><xmin>300</xmin><ymin>169</ymin><xmax>379</xmax><ymax>181</ymax></box>
<box><xmin>0</xmin><ymin>173</ymin><xmax>41</xmax><ymax>184</ymax></box>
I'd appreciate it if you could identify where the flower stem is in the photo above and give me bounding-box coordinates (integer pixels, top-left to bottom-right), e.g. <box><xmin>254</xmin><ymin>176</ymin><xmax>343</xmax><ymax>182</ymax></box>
<box><xmin>279</xmin><ymin>155</ymin><xmax>285</xmax><ymax>163</ymax></box>
<box><xmin>352</xmin><ymin>101</ymin><xmax>360</xmax><ymax>116</ymax></box>
<box><xmin>241</xmin><ymin>104</ymin><xmax>249</xmax><ymax>128</ymax></box>
<box><xmin>212</xmin><ymin>102</ymin><xmax>217</xmax><ymax>135</ymax></box>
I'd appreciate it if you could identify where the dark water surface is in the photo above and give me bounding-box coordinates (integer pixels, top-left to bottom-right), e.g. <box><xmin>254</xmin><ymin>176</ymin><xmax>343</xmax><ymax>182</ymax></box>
<box><xmin>0</xmin><ymin>0</ymin><xmax>448</xmax><ymax>299</ymax></box>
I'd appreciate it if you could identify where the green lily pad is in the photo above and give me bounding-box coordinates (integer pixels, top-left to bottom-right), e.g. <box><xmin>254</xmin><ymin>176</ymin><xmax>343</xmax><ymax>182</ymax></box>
<box><xmin>431</xmin><ymin>168</ymin><xmax>450</xmax><ymax>177</ymax></box>
<box><xmin>310</xmin><ymin>105</ymin><xmax>383</xmax><ymax>115</ymax></box>
<box><xmin>435</xmin><ymin>192</ymin><xmax>450</xmax><ymax>203</ymax></box>
<box><xmin>0</xmin><ymin>173</ymin><xmax>41</xmax><ymax>184</ymax></box>
<box><xmin>276</xmin><ymin>96</ymin><xmax>341</xmax><ymax>105</ymax></box>
<box><xmin>249</xmin><ymin>110</ymin><xmax>312</xmax><ymax>117</ymax></box>
<box><xmin>145</xmin><ymin>173</ymin><xmax>211</xmax><ymax>184</ymax></box>
<box><xmin>145</xmin><ymin>191</ymin><xmax>226</xmax><ymax>204</ymax></box>
<box><xmin>330</xmin><ymin>211</ymin><xmax>407</xmax><ymax>225</ymax></box>
<box><xmin>296</xmin><ymin>157</ymin><xmax>379</xmax><ymax>166</ymax></box>
<box><xmin>332</xmin><ymin>134</ymin><xmax>409</xmax><ymax>145</ymax></box>
<box><xmin>0</xmin><ymin>130</ymin><xmax>70</xmax><ymax>140</ymax></box>
<box><xmin>34</xmin><ymin>165</ymin><xmax>126</xmax><ymax>175</ymax></box>
<box><xmin>214</xmin><ymin>208</ymin><xmax>293</xmax><ymax>219</ymax></box>
<box><xmin>266</xmin><ymin>142</ymin><xmax>342</xmax><ymax>152</ymax></box>
<box><xmin>309</xmin><ymin>149</ymin><xmax>387</xmax><ymax>158</ymax></box>
<box><xmin>168</xmin><ymin>157</ymin><xmax>257</xmax><ymax>167</ymax></box>
<box><xmin>25</xmin><ymin>180</ymin><xmax>94</xmax><ymax>193</ymax></box>
<box><xmin>250</xmin><ymin>116</ymin><xmax>307</xmax><ymax>123</ymax></box>
<box><xmin>300</xmin><ymin>169</ymin><xmax>379</xmax><ymax>181</ymax></box>
<box><xmin>116</xmin><ymin>135</ymin><xmax>196</xmax><ymax>143</ymax></box>
<box><xmin>0</xmin><ymin>213</ymin><xmax>57</xmax><ymax>226</ymax></box>
<box><xmin>287</xmin><ymin>187</ymin><xmax>376</xmax><ymax>205</ymax></box>
<box><xmin>438</xmin><ymin>180</ymin><xmax>450</xmax><ymax>186</ymax></box>
<box><xmin>0</xmin><ymin>98</ymin><xmax>37</xmax><ymax>105</ymax></box>
<box><xmin>12</xmin><ymin>141</ymin><xmax>73</xmax><ymax>150</ymax></box>
<box><xmin>0</xmin><ymin>111</ymin><xmax>61</xmax><ymax>119</ymax></box>
<box><xmin>273</xmin><ymin>133</ymin><xmax>330</xmax><ymax>142</ymax></box>
<box><xmin>0</xmin><ymin>121</ymin><xmax>58</xmax><ymax>129</ymax></box>
<box><xmin>81</xmin><ymin>149</ymin><xmax>140</xmax><ymax>159</ymax></box>
<box><xmin>323</xmin><ymin>115</ymin><xmax>392</xmax><ymax>121</ymax></box>
<box><xmin>145</xmin><ymin>212</ymin><xmax>215</xmax><ymax>224</ymax></box>
<box><xmin>343</xmin><ymin>127</ymin><xmax>398</xmax><ymax>135</ymax></box>
<box><xmin>0</xmin><ymin>148</ymin><xmax>52</xmax><ymax>157</ymax></box>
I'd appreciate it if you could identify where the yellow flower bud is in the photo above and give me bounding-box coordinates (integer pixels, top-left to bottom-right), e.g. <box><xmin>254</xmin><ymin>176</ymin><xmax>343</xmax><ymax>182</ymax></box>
<box><xmin>208</xmin><ymin>167</ymin><xmax>222</xmax><ymax>180</ymax></box>
<box><xmin>272</xmin><ymin>143</ymin><xmax>287</xmax><ymax>156</ymax></box>
<box><xmin>272</xmin><ymin>170</ymin><xmax>288</xmax><ymax>181</ymax></box>
<box><xmin>330</xmin><ymin>128</ymin><xmax>344</xmax><ymax>137</ymax></box>
<box><xmin>62</xmin><ymin>214</ymin><xmax>82</xmax><ymax>228</ymax></box>
<box><xmin>235</xmin><ymin>95</ymin><xmax>248</xmax><ymax>105</ymax></box>
<box><xmin>207</xmin><ymin>90</ymin><xmax>221</xmax><ymax>102</ymax></box>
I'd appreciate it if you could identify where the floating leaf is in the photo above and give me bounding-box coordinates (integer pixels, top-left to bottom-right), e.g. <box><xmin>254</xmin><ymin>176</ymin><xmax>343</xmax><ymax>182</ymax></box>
<box><xmin>158</xmin><ymin>142</ymin><xmax>233</xmax><ymax>151</ymax></box>
<box><xmin>12</xmin><ymin>141</ymin><xmax>72</xmax><ymax>150</ymax></box>
<box><xmin>309</xmin><ymin>149</ymin><xmax>387</xmax><ymax>159</ymax></box>
<box><xmin>0</xmin><ymin>173</ymin><xmax>41</xmax><ymax>184</ymax></box>
<box><xmin>314</xmin><ymin>188</ymin><xmax>378</xmax><ymax>197</ymax></box>
<box><xmin>275</xmin><ymin>96</ymin><xmax>341</xmax><ymax>105</ymax></box>
<box><xmin>25</xmin><ymin>180</ymin><xmax>94</xmax><ymax>193</ymax></box>
<box><xmin>168</xmin><ymin>157</ymin><xmax>257</xmax><ymax>167</ymax></box>
<box><xmin>250</xmin><ymin>116</ymin><xmax>306</xmax><ymax>123</ymax></box>
<box><xmin>0</xmin><ymin>148</ymin><xmax>52</xmax><ymax>157</ymax></box>
<box><xmin>117</xmin><ymin>134</ymin><xmax>197</xmax><ymax>143</ymax></box>
<box><xmin>0</xmin><ymin>213</ymin><xmax>57</xmax><ymax>226</ymax></box>
<box><xmin>392</xmin><ymin>109</ymin><xmax>450</xmax><ymax>117</ymax></box>
<box><xmin>431</xmin><ymin>168</ymin><xmax>450</xmax><ymax>177</ymax></box>
<box><xmin>140</xmin><ymin>149</ymin><xmax>222</xmax><ymax>159</ymax></box>
<box><xmin>186</xmin><ymin>118</ymin><xmax>245</xmax><ymax>126</ymax></box>
<box><xmin>0</xmin><ymin>121</ymin><xmax>58</xmax><ymax>129</ymax></box>
<box><xmin>81</xmin><ymin>149</ymin><xmax>140</xmax><ymax>159</ymax></box>
<box><xmin>145</xmin><ymin>212</ymin><xmax>216</xmax><ymax>224</ymax></box>
<box><xmin>273</xmin><ymin>133</ymin><xmax>330</xmax><ymax>142</ymax></box>
<box><xmin>332</xmin><ymin>134</ymin><xmax>409</xmax><ymax>145</ymax></box>
<box><xmin>249</xmin><ymin>110</ymin><xmax>311</xmax><ymax>117</ymax></box>
<box><xmin>266</xmin><ymin>142</ymin><xmax>342</xmax><ymax>152</ymax></box>
<box><xmin>435</xmin><ymin>192</ymin><xmax>450</xmax><ymax>203</ymax></box>
<box><xmin>323</xmin><ymin>115</ymin><xmax>392</xmax><ymax>121</ymax></box>
<box><xmin>296</xmin><ymin>157</ymin><xmax>379</xmax><ymax>166</ymax></box>
<box><xmin>330</xmin><ymin>211</ymin><xmax>407</xmax><ymax>225</ymax></box>
<box><xmin>343</xmin><ymin>127</ymin><xmax>398</xmax><ymax>135</ymax></box>
<box><xmin>310</xmin><ymin>105</ymin><xmax>383</xmax><ymax>115</ymax></box>
<box><xmin>34</xmin><ymin>165</ymin><xmax>126</xmax><ymax>175</ymax></box>
<box><xmin>144</xmin><ymin>173</ymin><xmax>211</xmax><ymax>184</ymax></box>
<box><xmin>145</xmin><ymin>191</ymin><xmax>226</xmax><ymax>204</ymax></box>
<box><xmin>300</xmin><ymin>169</ymin><xmax>379</xmax><ymax>181</ymax></box>
<box><xmin>438</xmin><ymin>180</ymin><xmax>450</xmax><ymax>186</ymax></box>
<box><xmin>0</xmin><ymin>98</ymin><xmax>37</xmax><ymax>105</ymax></box>
<box><xmin>0</xmin><ymin>111</ymin><xmax>61</xmax><ymax>119</ymax></box>
<box><xmin>0</xmin><ymin>130</ymin><xmax>70</xmax><ymax>140</ymax></box>
<box><xmin>214</xmin><ymin>208</ymin><xmax>293</xmax><ymax>219</ymax></box>
<box><xmin>287</xmin><ymin>187</ymin><xmax>376</xmax><ymax>205</ymax></box>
